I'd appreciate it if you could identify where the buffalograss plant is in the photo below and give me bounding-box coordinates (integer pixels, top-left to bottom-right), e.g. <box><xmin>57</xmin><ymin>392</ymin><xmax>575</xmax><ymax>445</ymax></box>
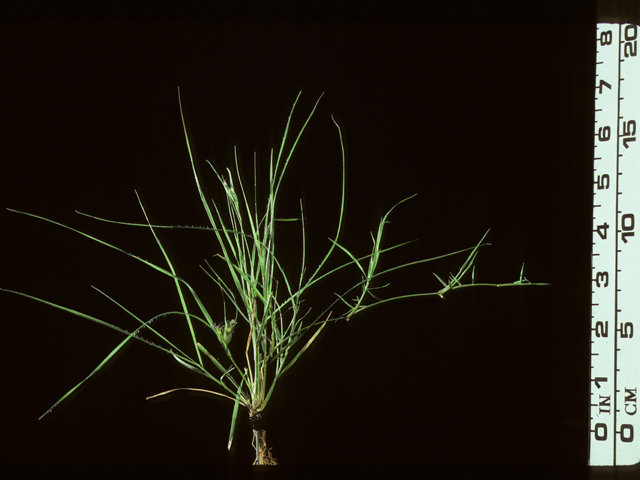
<box><xmin>2</xmin><ymin>90</ymin><xmax>548</xmax><ymax>465</ymax></box>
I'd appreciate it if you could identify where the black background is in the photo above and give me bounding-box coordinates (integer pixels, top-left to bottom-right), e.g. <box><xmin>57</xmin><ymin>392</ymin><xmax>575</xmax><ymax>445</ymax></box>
<box><xmin>1</xmin><ymin>4</ymin><xmax>630</xmax><ymax>476</ymax></box>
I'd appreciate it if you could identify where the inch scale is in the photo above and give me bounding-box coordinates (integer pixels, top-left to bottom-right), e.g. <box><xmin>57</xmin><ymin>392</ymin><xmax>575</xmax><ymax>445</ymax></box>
<box><xmin>591</xmin><ymin>23</ymin><xmax>640</xmax><ymax>467</ymax></box>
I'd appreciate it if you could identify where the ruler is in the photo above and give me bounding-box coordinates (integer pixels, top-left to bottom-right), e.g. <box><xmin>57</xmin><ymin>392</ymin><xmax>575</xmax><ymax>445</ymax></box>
<box><xmin>591</xmin><ymin>23</ymin><xmax>640</xmax><ymax>467</ymax></box>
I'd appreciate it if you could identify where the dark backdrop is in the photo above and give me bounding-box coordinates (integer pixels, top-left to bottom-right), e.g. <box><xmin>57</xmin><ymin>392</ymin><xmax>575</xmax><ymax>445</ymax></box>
<box><xmin>0</xmin><ymin>14</ymin><xmax>598</xmax><ymax>474</ymax></box>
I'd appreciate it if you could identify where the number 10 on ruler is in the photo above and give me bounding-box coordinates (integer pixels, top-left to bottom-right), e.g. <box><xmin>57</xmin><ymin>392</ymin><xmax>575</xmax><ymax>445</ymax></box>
<box><xmin>591</xmin><ymin>23</ymin><xmax>640</xmax><ymax>467</ymax></box>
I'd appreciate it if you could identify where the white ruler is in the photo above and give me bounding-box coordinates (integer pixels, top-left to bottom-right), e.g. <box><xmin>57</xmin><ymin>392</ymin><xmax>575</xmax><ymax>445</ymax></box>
<box><xmin>591</xmin><ymin>23</ymin><xmax>640</xmax><ymax>467</ymax></box>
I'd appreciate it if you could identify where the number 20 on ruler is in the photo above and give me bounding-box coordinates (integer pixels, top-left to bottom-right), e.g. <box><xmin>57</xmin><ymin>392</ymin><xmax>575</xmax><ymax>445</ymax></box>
<box><xmin>591</xmin><ymin>23</ymin><xmax>640</xmax><ymax>467</ymax></box>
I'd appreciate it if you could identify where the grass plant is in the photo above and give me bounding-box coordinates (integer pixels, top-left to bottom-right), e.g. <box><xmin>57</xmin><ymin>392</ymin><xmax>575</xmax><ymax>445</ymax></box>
<box><xmin>1</xmin><ymin>90</ymin><xmax>548</xmax><ymax>464</ymax></box>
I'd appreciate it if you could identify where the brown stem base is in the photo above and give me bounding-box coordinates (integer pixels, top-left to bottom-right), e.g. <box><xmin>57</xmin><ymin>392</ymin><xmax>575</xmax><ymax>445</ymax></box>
<box><xmin>252</xmin><ymin>429</ymin><xmax>278</xmax><ymax>465</ymax></box>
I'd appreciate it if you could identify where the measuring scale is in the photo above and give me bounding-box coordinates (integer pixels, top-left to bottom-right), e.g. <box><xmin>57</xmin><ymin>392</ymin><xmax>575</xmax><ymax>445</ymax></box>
<box><xmin>591</xmin><ymin>22</ymin><xmax>640</xmax><ymax>466</ymax></box>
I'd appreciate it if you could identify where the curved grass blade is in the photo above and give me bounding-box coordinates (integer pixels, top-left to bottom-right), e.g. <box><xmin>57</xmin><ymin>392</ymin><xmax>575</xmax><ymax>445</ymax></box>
<box><xmin>146</xmin><ymin>387</ymin><xmax>239</xmax><ymax>403</ymax></box>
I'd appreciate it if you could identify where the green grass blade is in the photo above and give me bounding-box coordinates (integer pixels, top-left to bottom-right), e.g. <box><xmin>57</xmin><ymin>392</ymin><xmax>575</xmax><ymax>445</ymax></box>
<box><xmin>178</xmin><ymin>87</ymin><xmax>217</xmax><ymax>229</ymax></box>
<box><xmin>197</xmin><ymin>342</ymin><xmax>227</xmax><ymax>373</ymax></box>
<box><xmin>5</xmin><ymin>208</ymin><xmax>200</xmax><ymax>287</ymax></box>
<box><xmin>328</xmin><ymin>239</ymin><xmax>366</xmax><ymax>277</ymax></box>
<box><xmin>433</xmin><ymin>272</ymin><xmax>447</xmax><ymax>287</ymax></box>
<box><xmin>0</xmin><ymin>289</ymin><xmax>151</xmax><ymax>420</ymax></box>
<box><xmin>228</xmin><ymin>380</ymin><xmax>244</xmax><ymax>450</ymax></box>
<box><xmin>91</xmin><ymin>286</ymin><xmax>193</xmax><ymax>360</ymax></box>
<box><xmin>275</xmin><ymin>317</ymin><xmax>328</xmax><ymax>380</ymax></box>
<box><xmin>37</xmin><ymin>333</ymin><xmax>132</xmax><ymax>420</ymax></box>
<box><xmin>304</xmin><ymin>114</ymin><xmax>346</xmax><ymax>286</ymax></box>
<box><xmin>134</xmin><ymin>190</ymin><xmax>203</xmax><ymax>365</ymax></box>
<box><xmin>74</xmin><ymin>210</ymin><xmax>215</xmax><ymax>231</ymax></box>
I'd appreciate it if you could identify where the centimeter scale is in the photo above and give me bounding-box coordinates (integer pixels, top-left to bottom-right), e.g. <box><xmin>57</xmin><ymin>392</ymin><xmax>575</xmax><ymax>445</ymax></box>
<box><xmin>591</xmin><ymin>23</ymin><xmax>640</xmax><ymax>466</ymax></box>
